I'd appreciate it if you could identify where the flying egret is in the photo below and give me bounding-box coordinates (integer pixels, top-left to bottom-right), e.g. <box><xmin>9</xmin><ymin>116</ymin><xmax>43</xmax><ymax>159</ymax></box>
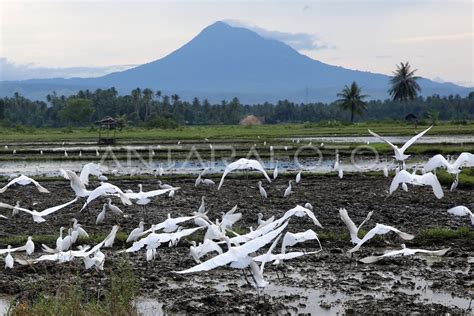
<box><xmin>220</xmin><ymin>205</ymin><xmax>242</xmax><ymax>231</ymax></box>
<box><xmin>447</xmin><ymin>206</ymin><xmax>473</xmax><ymax>225</ymax></box>
<box><xmin>142</xmin><ymin>214</ymin><xmax>202</xmax><ymax>234</ymax></box>
<box><xmin>424</xmin><ymin>152</ymin><xmax>474</xmax><ymax>174</ymax></box>
<box><xmin>359</xmin><ymin>244</ymin><xmax>450</xmax><ymax>263</ymax></box>
<box><xmin>0</xmin><ymin>175</ymin><xmax>50</xmax><ymax>193</ymax></box>
<box><xmin>79</xmin><ymin>162</ymin><xmax>104</xmax><ymax>186</ymax></box>
<box><xmin>349</xmin><ymin>224</ymin><xmax>414</xmax><ymax>253</ymax></box>
<box><xmin>274</xmin><ymin>205</ymin><xmax>323</xmax><ymax>229</ymax></box>
<box><xmin>0</xmin><ymin>198</ymin><xmax>78</xmax><ymax>223</ymax></box>
<box><xmin>218</xmin><ymin>158</ymin><xmax>271</xmax><ymax>190</ymax></box>
<box><xmin>80</xmin><ymin>183</ymin><xmax>132</xmax><ymax>211</ymax></box>
<box><xmin>190</xmin><ymin>239</ymin><xmax>223</xmax><ymax>263</ymax></box>
<box><xmin>256</xmin><ymin>213</ymin><xmax>274</xmax><ymax>229</ymax></box>
<box><xmin>368</xmin><ymin>126</ymin><xmax>432</xmax><ymax>162</ymax></box>
<box><xmin>389</xmin><ymin>170</ymin><xmax>444</xmax><ymax>199</ymax></box>
<box><xmin>283</xmin><ymin>181</ymin><xmax>292</xmax><ymax>197</ymax></box>
<box><xmin>281</xmin><ymin>229</ymin><xmax>322</xmax><ymax>254</ymax></box>
<box><xmin>176</xmin><ymin>221</ymin><xmax>288</xmax><ymax>274</ymax></box>
<box><xmin>339</xmin><ymin>208</ymin><xmax>373</xmax><ymax>244</ymax></box>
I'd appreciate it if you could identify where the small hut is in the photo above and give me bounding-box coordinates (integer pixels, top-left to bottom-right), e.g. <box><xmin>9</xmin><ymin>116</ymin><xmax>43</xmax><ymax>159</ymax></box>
<box><xmin>95</xmin><ymin>116</ymin><xmax>118</xmax><ymax>145</ymax></box>
<box><xmin>240</xmin><ymin>115</ymin><xmax>263</xmax><ymax>126</ymax></box>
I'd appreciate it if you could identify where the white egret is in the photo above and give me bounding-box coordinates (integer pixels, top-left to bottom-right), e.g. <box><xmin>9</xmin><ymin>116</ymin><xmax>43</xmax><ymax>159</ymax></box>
<box><xmin>447</xmin><ymin>206</ymin><xmax>473</xmax><ymax>225</ymax></box>
<box><xmin>127</xmin><ymin>221</ymin><xmax>145</xmax><ymax>242</ymax></box>
<box><xmin>339</xmin><ymin>208</ymin><xmax>373</xmax><ymax>244</ymax></box>
<box><xmin>220</xmin><ymin>205</ymin><xmax>242</xmax><ymax>231</ymax></box>
<box><xmin>258</xmin><ymin>181</ymin><xmax>267</xmax><ymax>199</ymax></box>
<box><xmin>0</xmin><ymin>174</ymin><xmax>50</xmax><ymax>193</ymax></box>
<box><xmin>12</xmin><ymin>201</ymin><xmax>20</xmax><ymax>217</ymax></box>
<box><xmin>71</xmin><ymin>218</ymin><xmax>89</xmax><ymax>243</ymax></box>
<box><xmin>256</xmin><ymin>213</ymin><xmax>274</xmax><ymax>229</ymax></box>
<box><xmin>360</xmin><ymin>244</ymin><xmax>450</xmax><ymax>263</ymax></box>
<box><xmin>338</xmin><ymin>168</ymin><xmax>343</xmax><ymax>179</ymax></box>
<box><xmin>424</xmin><ymin>153</ymin><xmax>474</xmax><ymax>175</ymax></box>
<box><xmin>201</xmin><ymin>179</ymin><xmax>215</xmax><ymax>186</ymax></box>
<box><xmin>273</xmin><ymin>161</ymin><xmax>278</xmax><ymax>180</ymax></box>
<box><xmin>295</xmin><ymin>171</ymin><xmax>302</xmax><ymax>184</ymax></box>
<box><xmin>5</xmin><ymin>246</ymin><xmax>13</xmax><ymax>269</ymax></box>
<box><xmin>274</xmin><ymin>205</ymin><xmax>323</xmax><ymax>229</ymax></box>
<box><xmin>142</xmin><ymin>214</ymin><xmax>202</xmax><ymax>234</ymax></box>
<box><xmin>389</xmin><ymin>170</ymin><xmax>443</xmax><ymax>199</ymax></box>
<box><xmin>197</xmin><ymin>196</ymin><xmax>206</xmax><ymax>214</ymax></box>
<box><xmin>349</xmin><ymin>224</ymin><xmax>414</xmax><ymax>253</ymax></box>
<box><xmin>190</xmin><ymin>239</ymin><xmax>223</xmax><ymax>263</ymax></box>
<box><xmin>80</xmin><ymin>182</ymin><xmax>132</xmax><ymax>211</ymax></box>
<box><xmin>176</xmin><ymin>221</ymin><xmax>288</xmax><ymax>274</ymax></box>
<box><xmin>79</xmin><ymin>162</ymin><xmax>104</xmax><ymax>186</ymax></box>
<box><xmin>281</xmin><ymin>229</ymin><xmax>321</xmax><ymax>254</ymax></box>
<box><xmin>368</xmin><ymin>126</ymin><xmax>432</xmax><ymax>162</ymax></box>
<box><xmin>0</xmin><ymin>198</ymin><xmax>78</xmax><ymax>223</ymax></box>
<box><xmin>107</xmin><ymin>198</ymin><xmax>124</xmax><ymax>215</ymax></box>
<box><xmin>304</xmin><ymin>203</ymin><xmax>313</xmax><ymax>211</ymax></box>
<box><xmin>283</xmin><ymin>181</ymin><xmax>292</xmax><ymax>197</ymax></box>
<box><xmin>96</xmin><ymin>204</ymin><xmax>107</xmax><ymax>224</ymax></box>
<box><xmin>218</xmin><ymin>158</ymin><xmax>271</xmax><ymax>190</ymax></box>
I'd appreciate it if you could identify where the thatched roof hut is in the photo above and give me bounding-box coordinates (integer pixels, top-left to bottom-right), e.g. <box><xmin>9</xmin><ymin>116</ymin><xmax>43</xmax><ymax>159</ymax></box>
<box><xmin>240</xmin><ymin>115</ymin><xmax>263</xmax><ymax>125</ymax></box>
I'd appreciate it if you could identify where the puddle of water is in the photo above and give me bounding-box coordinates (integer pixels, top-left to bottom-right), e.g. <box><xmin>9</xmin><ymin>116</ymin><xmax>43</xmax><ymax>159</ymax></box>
<box><xmin>0</xmin><ymin>158</ymin><xmax>424</xmax><ymax>177</ymax></box>
<box><xmin>135</xmin><ymin>297</ymin><xmax>164</xmax><ymax>316</ymax></box>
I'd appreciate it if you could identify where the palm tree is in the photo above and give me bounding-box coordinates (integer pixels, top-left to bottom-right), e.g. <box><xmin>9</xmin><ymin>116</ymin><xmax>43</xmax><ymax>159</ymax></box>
<box><xmin>336</xmin><ymin>82</ymin><xmax>368</xmax><ymax>123</ymax></box>
<box><xmin>389</xmin><ymin>62</ymin><xmax>421</xmax><ymax>101</ymax></box>
<box><xmin>131</xmin><ymin>88</ymin><xmax>142</xmax><ymax>119</ymax></box>
<box><xmin>142</xmin><ymin>88</ymin><xmax>153</xmax><ymax>121</ymax></box>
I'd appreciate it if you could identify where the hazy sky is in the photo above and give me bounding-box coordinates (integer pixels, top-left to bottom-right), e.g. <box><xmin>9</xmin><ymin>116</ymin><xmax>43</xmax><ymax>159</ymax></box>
<box><xmin>1</xmin><ymin>0</ymin><xmax>473</xmax><ymax>86</ymax></box>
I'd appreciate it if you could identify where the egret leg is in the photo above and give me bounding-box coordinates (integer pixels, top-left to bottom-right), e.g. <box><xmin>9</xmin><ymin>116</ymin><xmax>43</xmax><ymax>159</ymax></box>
<box><xmin>242</xmin><ymin>269</ymin><xmax>252</xmax><ymax>286</ymax></box>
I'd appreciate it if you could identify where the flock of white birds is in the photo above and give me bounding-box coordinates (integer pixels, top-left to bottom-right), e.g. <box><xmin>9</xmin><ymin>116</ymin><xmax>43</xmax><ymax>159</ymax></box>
<box><xmin>0</xmin><ymin>127</ymin><xmax>473</xmax><ymax>293</ymax></box>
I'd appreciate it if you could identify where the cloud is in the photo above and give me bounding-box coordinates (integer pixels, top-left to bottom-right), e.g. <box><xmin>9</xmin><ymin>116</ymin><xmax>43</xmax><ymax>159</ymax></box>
<box><xmin>223</xmin><ymin>20</ymin><xmax>335</xmax><ymax>51</ymax></box>
<box><xmin>0</xmin><ymin>57</ymin><xmax>136</xmax><ymax>81</ymax></box>
<box><xmin>392</xmin><ymin>32</ymin><xmax>473</xmax><ymax>43</ymax></box>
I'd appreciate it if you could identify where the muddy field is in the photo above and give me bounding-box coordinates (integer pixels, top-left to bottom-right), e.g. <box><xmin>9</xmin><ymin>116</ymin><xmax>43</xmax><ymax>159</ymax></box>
<box><xmin>0</xmin><ymin>174</ymin><xmax>472</xmax><ymax>314</ymax></box>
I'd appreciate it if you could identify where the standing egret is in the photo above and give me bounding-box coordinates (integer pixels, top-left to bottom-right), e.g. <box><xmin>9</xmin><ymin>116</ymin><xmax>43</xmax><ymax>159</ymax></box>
<box><xmin>12</xmin><ymin>201</ymin><xmax>20</xmax><ymax>217</ymax></box>
<box><xmin>273</xmin><ymin>161</ymin><xmax>278</xmax><ymax>180</ymax></box>
<box><xmin>198</xmin><ymin>196</ymin><xmax>206</xmax><ymax>214</ymax></box>
<box><xmin>258</xmin><ymin>181</ymin><xmax>267</xmax><ymax>200</ymax></box>
<box><xmin>295</xmin><ymin>171</ymin><xmax>302</xmax><ymax>184</ymax></box>
<box><xmin>127</xmin><ymin>221</ymin><xmax>145</xmax><ymax>242</ymax></box>
<box><xmin>257</xmin><ymin>213</ymin><xmax>274</xmax><ymax>229</ymax></box>
<box><xmin>284</xmin><ymin>181</ymin><xmax>292</xmax><ymax>197</ymax></box>
<box><xmin>107</xmin><ymin>198</ymin><xmax>124</xmax><ymax>215</ymax></box>
<box><xmin>4</xmin><ymin>246</ymin><xmax>13</xmax><ymax>269</ymax></box>
<box><xmin>338</xmin><ymin>168</ymin><xmax>343</xmax><ymax>179</ymax></box>
<box><xmin>96</xmin><ymin>204</ymin><xmax>107</xmax><ymax>224</ymax></box>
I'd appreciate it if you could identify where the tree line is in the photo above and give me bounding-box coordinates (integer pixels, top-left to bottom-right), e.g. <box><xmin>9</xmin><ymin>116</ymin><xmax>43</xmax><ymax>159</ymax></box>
<box><xmin>1</xmin><ymin>62</ymin><xmax>473</xmax><ymax>128</ymax></box>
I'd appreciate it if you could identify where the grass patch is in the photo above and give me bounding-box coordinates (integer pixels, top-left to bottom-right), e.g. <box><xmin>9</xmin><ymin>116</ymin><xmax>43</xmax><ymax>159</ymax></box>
<box><xmin>0</xmin><ymin>122</ymin><xmax>473</xmax><ymax>142</ymax></box>
<box><xmin>9</xmin><ymin>258</ymin><xmax>139</xmax><ymax>316</ymax></box>
<box><xmin>417</xmin><ymin>226</ymin><xmax>473</xmax><ymax>241</ymax></box>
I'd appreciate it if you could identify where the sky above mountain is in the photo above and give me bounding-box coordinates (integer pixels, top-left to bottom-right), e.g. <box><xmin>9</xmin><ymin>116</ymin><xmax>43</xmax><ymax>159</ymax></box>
<box><xmin>1</xmin><ymin>1</ymin><xmax>472</xmax><ymax>87</ymax></box>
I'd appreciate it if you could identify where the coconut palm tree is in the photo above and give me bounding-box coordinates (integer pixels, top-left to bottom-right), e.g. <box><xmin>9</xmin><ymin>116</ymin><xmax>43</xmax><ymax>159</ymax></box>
<box><xmin>389</xmin><ymin>62</ymin><xmax>421</xmax><ymax>101</ymax></box>
<box><xmin>336</xmin><ymin>82</ymin><xmax>368</xmax><ymax>123</ymax></box>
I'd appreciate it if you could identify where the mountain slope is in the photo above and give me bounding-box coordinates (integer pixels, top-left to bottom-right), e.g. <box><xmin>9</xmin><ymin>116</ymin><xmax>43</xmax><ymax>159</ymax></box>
<box><xmin>0</xmin><ymin>21</ymin><xmax>471</xmax><ymax>103</ymax></box>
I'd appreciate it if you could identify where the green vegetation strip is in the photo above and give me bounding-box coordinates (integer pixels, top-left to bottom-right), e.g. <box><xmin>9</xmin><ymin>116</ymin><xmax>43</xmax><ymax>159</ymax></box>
<box><xmin>1</xmin><ymin>122</ymin><xmax>473</xmax><ymax>142</ymax></box>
